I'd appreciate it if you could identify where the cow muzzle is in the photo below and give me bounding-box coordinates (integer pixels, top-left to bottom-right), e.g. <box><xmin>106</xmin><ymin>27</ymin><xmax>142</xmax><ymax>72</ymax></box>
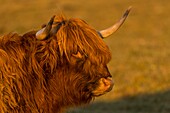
<box><xmin>92</xmin><ymin>77</ymin><xmax>114</xmax><ymax>96</ymax></box>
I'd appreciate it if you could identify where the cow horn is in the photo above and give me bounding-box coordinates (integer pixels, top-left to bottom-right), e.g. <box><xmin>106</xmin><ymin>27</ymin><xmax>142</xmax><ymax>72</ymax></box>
<box><xmin>99</xmin><ymin>6</ymin><xmax>132</xmax><ymax>38</ymax></box>
<box><xmin>36</xmin><ymin>15</ymin><xmax>55</xmax><ymax>40</ymax></box>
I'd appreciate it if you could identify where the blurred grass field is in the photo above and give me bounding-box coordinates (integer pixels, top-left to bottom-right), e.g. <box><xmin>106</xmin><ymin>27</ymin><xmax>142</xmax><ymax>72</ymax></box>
<box><xmin>0</xmin><ymin>0</ymin><xmax>170</xmax><ymax>113</ymax></box>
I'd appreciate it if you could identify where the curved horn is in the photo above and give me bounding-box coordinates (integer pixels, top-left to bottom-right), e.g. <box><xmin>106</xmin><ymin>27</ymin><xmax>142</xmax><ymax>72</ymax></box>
<box><xmin>99</xmin><ymin>6</ymin><xmax>132</xmax><ymax>38</ymax></box>
<box><xmin>36</xmin><ymin>15</ymin><xmax>55</xmax><ymax>40</ymax></box>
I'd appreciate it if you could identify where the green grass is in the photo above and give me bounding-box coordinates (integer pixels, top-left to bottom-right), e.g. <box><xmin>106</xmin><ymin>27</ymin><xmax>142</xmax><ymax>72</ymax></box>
<box><xmin>0</xmin><ymin>0</ymin><xmax>170</xmax><ymax>113</ymax></box>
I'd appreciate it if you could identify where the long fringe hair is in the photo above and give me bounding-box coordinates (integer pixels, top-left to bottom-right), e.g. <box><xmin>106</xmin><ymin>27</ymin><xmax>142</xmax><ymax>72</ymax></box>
<box><xmin>0</xmin><ymin>15</ymin><xmax>111</xmax><ymax>113</ymax></box>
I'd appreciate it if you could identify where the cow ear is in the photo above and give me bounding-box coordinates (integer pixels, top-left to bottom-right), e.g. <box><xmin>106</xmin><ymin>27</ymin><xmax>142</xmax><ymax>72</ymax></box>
<box><xmin>72</xmin><ymin>51</ymin><xmax>83</xmax><ymax>59</ymax></box>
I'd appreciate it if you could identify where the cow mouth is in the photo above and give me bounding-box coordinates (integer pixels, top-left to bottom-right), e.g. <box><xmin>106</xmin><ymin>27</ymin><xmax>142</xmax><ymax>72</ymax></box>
<box><xmin>91</xmin><ymin>77</ymin><xmax>114</xmax><ymax>97</ymax></box>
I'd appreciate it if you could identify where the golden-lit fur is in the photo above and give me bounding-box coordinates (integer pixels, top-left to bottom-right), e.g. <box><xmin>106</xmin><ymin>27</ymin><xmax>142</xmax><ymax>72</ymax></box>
<box><xmin>0</xmin><ymin>15</ymin><xmax>112</xmax><ymax>113</ymax></box>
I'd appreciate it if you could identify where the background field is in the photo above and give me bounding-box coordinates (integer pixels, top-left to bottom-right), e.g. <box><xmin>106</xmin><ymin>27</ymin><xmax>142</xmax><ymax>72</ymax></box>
<box><xmin>0</xmin><ymin>0</ymin><xmax>170</xmax><ymax>113</ymax></box>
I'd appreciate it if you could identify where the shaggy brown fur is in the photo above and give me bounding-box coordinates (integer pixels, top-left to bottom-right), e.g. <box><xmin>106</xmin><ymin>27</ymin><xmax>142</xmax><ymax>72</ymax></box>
<box><xmin>0</xmin><ymin>15</ymin><xmax>112</xmax><ymax>113</ymax></box>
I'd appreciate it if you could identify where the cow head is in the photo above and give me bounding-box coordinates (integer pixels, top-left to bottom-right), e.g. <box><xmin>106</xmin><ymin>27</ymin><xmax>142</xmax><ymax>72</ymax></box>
<box><xmin>35</xmin><ymin>7</ymin><xmax>131</xmax><ymax>106</ymax></box>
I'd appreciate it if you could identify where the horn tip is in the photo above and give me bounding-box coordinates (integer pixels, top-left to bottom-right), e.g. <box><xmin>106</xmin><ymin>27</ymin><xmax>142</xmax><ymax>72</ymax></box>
<box><xmin>51</xmin><ymin>15</ymin><xmax>56</xmax><ymax>20</ymax></box>
<box><xmin>49</xmin><ymin>15</ymin><xmax>56</xmax><ymax>25</ymax></box>
<box><xmin>128</xmin><ymin>6</ymin><xmax>132</xmax><ymax>11</ymax></box>
<box><xmin>123</xmin><ymin>6</ymin><xmax>132</xmax><ymax>18</ymax></box>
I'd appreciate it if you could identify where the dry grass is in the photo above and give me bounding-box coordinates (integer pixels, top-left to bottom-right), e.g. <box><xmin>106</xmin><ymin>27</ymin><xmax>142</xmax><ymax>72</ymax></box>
<box><xmin>0</xmin><ymin>0</ymin><xmax>170</xmax><ymax>113</ymax></box>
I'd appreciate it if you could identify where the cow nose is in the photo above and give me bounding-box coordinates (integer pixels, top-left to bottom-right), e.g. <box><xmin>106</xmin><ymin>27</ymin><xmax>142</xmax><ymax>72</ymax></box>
<box><xmin>91</xmin><ymin>77</ymin><xmax>114</xmax><ymax>96</ymax></box>
<box><xmin>102</xmin><ymin>77</ymin><xmax>114</xmax><ymax>86</ymax></box>
<box><xmin>102</xmin><ymin>77</ymin><xmax>114</xmax><ymax>91</ymax></box>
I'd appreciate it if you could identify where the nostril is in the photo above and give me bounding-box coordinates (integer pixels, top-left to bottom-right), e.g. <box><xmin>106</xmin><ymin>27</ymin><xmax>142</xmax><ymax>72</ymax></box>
<box><xmin>102</xmin><ymin>77</ymin><xmax>113</xmax><ymax>86</ymax></box>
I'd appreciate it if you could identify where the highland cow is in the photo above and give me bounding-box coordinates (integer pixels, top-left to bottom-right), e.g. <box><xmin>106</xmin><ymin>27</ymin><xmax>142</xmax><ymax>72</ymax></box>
<box><xmin>0</xmin><ymin>7</ymin><xmax>131</xmax><ymax>113</ymax></box>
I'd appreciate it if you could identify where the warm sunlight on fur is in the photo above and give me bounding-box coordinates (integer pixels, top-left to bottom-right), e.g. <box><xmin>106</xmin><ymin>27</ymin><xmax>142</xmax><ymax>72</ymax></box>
<box><xmin>0</xmin><ymin>14</ymin><xmax>114</xmax><ymax>113</ymax></box>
